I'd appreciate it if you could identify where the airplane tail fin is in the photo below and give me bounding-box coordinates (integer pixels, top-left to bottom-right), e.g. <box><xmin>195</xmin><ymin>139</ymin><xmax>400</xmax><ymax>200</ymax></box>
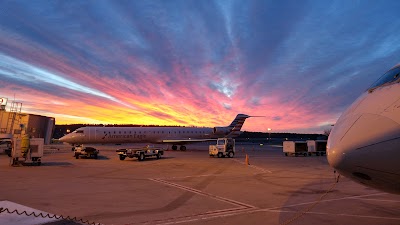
<box><xmin>226</xmin><ymin>114</ymin><xmax>251</xmax><ymax>137</ymax></box>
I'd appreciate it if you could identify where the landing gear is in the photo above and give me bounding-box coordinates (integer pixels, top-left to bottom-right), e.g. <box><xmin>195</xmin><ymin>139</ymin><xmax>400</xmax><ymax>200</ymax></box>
<box><xmin>138</xmin><ymin>153</ymin><xmax>145</xmax><ymax>161</ymax></box>
<box><xmin>171</xmin><ymin>145</ymin><xmax>186</xmax><ymax>151</ymax></box>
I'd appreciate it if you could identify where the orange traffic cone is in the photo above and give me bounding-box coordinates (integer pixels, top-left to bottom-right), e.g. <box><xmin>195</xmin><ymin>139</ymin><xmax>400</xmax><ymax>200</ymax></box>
<box><xmin>245</xmin><ymin>154</ymin><xmax>250</xmax><ymax>165</ymax></box>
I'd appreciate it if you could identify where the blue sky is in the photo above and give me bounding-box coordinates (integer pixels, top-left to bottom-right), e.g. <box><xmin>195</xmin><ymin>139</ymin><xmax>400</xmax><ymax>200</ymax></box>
<box><xmin>1</xmin><ymin>0</ymin><xmax>400</xmax><ymax>133</ymax></box>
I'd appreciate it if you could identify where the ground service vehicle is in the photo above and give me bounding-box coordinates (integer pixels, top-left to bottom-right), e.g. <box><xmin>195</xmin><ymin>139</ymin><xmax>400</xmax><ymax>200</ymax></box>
<box><xmin>10</xmin><ymin>138</ymin><xmax>44</xmax><ymax>166</ymax></box>
<box><xmin>283</xmin><ymin>141</ymin><xmax>308</xmax><ymax>156</ymax></box>
<box><xmin>307</xmin><ymin>140</ymin><xmax>327</xmax><ymax>156</ymax></box>
<box><xmin>116</xmin><ymin>145</ymin><xmax>164</xmax><ymax>161</ymax></box>
<box><xmin>209</xmin><ymin>138</ymin><xmax>235</xmax><ymax>158</ymax></box>
<box><xmin>74</xmin><ymin>145</ymin><xmax>99</xmax><ymax>159</ymax></box>
<box><xmin>0</xmin><ymin>139</ymin><xmax>12</xmax><ymax>157</ymax></box>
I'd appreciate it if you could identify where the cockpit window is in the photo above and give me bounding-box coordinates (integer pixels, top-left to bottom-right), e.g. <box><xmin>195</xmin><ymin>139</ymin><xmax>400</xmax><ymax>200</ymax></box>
<box><xmin>73</xmin><ymin>130</ymin><xmax>84</xmax><ymax>134</ymax></box>
<box><xmin>369</xmin><ymin>66</ymin><xmax>400</xmax><ymax>90</ymax></box>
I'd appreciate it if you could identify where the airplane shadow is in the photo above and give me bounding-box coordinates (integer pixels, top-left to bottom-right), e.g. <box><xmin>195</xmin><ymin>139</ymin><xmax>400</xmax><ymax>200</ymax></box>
<box><xmin>120</xmin><ymin>156</ymin><xmax>176</xmax><ymax>162</ymax></box>
<box><xmin>70</xmin><ymin>155</ymin><xmax>111</xmax><ymax>160</ymax></box>
<box><xmin>95</xmin><ymin>155</ymin><xmax>110</xmax><ymax>160</ymax></box>
<box><xmin>36</xmin><ymin>162</ymin><xmax>73</xmax><ymax>167</ymax></box>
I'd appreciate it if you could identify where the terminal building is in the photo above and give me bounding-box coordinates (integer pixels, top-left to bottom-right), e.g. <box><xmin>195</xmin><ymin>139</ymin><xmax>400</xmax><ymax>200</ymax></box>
<box><xmin>0</xmin><ymin>99</ymin><xmax>55</xmax><ymax>144</ymax></box>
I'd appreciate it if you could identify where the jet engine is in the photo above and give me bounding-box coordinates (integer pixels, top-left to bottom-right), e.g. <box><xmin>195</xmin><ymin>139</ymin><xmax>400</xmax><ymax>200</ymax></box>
<box><xmin>213</xmin><ymin>127</ymin><xmax>231</xmax><ymax>135</ymax></box>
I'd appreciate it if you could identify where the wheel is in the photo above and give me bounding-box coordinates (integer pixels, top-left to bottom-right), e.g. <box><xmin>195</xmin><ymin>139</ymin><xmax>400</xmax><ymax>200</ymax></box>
<box><xmin>156</xmin><ymin>152</ymin><xmax>161</xmax><ymax>159</ymax></box>
<box><xmin>138</xmin><ymin>153</ymin><xmax>145</xmax><ymax>161</ymax></box>
<box><xmin>228</xmin><ymin>151</ymin><xmax>234</xmax><ymax>158</ymax></box>
<box><xmin>172</xmin><ymin>145</ymin><xmax>178</xmax><ymax>150</ymax></box>
<box><xmin>180</xmin><ymin>146</ymin><xmax>186</xmax><ymax>151</ymax></box>
<box><xmin>284</xmin><ymin>153</ymin><xmax>288</xmax><ymax>156</ymax></box>
<box><xmin>119</xmin><ymin>155</ymin><xmax>126</xmax><ymax>160</ymax></box>
<box><xmin>75</xmin><ymin>154</ymin><xmax>79</xmax><ymax>159</ymax></box>
<box><xmin>93</xmin><ymin>154</ymin><xmax>98</xmax><ymax>159</ymax></box>
<box><xmin>217</xmin><ymin>152</ymin><xmax>222</xmax><ymax>158</ymax></box>
<box><xmin>37</xmin><ymin>161</ymin><xmax>41</xmax><ymax>166</ymax></box>
<box><xmin>11</xmin><ymin>158</ymin><xmax>17</xmax><ymax>166</ymax></box>
<box><xmin>316</xmin><ymin>152</ymin><xmax>320</xmax><ymax>156</ymax></box>
<box><xmin>303</xmin><ymin>153</ymin><xmax>307</xmax><ymax>157</ymax></box>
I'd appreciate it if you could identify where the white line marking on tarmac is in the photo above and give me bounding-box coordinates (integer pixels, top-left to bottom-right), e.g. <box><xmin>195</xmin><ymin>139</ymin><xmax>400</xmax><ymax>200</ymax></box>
<box><xmin>264</xmin><ymin>209</ymin><xmax>400</xmax><ymax>221</ymax></box>
<box><xmin>144</xmin><ymin>178</ymin><xmax>260</xmax><ymax>225</ymax></box>
<box><xmin>356</xmin><ymin>198</ymin><xmax>400</xmax><ymax>203</ymax></box>
<box><xmin>149</xmin><ymin>178</ymin><xmax>256</xmax><ymax>208</ymax></box>
<box><xmin>232</xmin><ymin>159</ymin><xmax>272</xmax><ymax>173</ymax></box>
<box><xmin>158</xmin><ymin>174</ymin><xmax>221</xmax><ymax>179</ymax></box>
<box><xmin>269</xmin><ymin>192</ymin><xmax>387</xmax><ymax>209</ymax></box>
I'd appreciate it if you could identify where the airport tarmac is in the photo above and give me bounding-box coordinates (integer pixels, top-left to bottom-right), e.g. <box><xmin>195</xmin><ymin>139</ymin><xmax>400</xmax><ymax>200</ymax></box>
<box><xmin>0</xmin><ymin>143</ymin><xmax>399</xmax><ymax>225</ymax></box>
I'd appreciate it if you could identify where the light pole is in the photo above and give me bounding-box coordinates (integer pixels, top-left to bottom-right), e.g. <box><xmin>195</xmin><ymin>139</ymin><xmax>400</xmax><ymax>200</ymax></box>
<box><xmin>267</xmin><ymin>128</ymin><xmax>271</xmax><ymax>143</ymax></box>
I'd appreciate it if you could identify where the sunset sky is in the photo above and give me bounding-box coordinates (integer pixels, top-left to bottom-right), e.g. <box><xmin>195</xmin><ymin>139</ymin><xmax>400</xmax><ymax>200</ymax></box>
<box><xmin>1</xmin><ymin>0</ymin><xmax>400</xmax><ymax>133</ymax></box>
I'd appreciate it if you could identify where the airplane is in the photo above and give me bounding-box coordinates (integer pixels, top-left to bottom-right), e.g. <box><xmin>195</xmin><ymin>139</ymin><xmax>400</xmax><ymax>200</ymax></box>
<box><xmin>59</xmin><ymin>114</ymin><xmax>252</xmax><ymax>151</ymax></box>
<box><xmin>327</xmin><ymin>63</ymin><xmax>400</xmax><ymax>194</ymax></box>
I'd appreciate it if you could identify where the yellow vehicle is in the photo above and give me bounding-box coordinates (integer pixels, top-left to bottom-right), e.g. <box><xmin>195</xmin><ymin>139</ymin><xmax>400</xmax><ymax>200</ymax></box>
<box><xmin>209</xmin><ymin>138</ymin><xmax>235</xmax><ymax>158</ymax></box>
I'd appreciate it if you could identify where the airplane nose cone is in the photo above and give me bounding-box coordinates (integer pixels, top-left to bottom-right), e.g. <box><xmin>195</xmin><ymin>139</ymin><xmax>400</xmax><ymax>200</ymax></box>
<box><xmin>327</xmin><ymin>113</ymin><xmax>400</xmax><ymax>173</ymax></box>
<box><xmin>59</xmin><ymin>135</ymin><xmax>69</xmax><ymax>142</ymax></box>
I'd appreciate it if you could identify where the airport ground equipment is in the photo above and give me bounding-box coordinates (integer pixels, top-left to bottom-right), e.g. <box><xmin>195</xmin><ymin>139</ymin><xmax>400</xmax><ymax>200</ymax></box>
<box><xmin>10</xmin><ymin>137</ymin><xmax>44</xmax><ymax>166</ymax></box>
<box><xmin>116</xmin><ymin>145</ymin><xmax>164</xmax><ymax>161</ymax></box>
<box><xmin>306</xmin><ymin>140</ymin><xmax>327</xmax><ymax>156</ymax></box>
<box><xmin>0</xmin><ymin>138</ymin><xmax>12</xmax><ymax>157</ymax></box>
<box><xmin>73</xmin><ymin>145</ymin><xmax>99</xmax><ymax>159</ymax></box>
<box><xmin>209</xmin><ymin>138</ymin><xmax>235</xmax><ymax>158</ymax></box>
<box><xmin>283</xmin><ymin>141</ymin><xmax>308</xmax><ymax>156</ymax></box>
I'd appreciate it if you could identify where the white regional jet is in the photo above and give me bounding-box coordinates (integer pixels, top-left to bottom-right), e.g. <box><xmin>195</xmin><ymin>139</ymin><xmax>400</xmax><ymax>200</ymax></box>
<box><xmin>59</xmin><ymin>114</ymin><xmax>251</xmax><ymax>151</ymax></box>
<box><xmin>327</xmin><ymin>64</ymin><xmax>400</xmax><ymax>194</ymax></box>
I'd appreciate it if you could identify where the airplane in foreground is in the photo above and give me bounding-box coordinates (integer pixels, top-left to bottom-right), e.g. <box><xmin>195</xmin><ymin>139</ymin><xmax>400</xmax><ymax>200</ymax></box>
<box><xmin>327</xmin><ymin>64</ymin><xmax>400</xmax><ymax>194</ymax></box>
<box><xmin>59</xmin><ymin>114</ymin><xmax>252</xmax><ymax>151</ymax></box>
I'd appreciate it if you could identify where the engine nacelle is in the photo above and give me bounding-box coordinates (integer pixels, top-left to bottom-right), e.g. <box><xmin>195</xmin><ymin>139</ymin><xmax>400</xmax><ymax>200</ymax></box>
<box><xmin>213</xmin><ymin>127</ymin><xmax>231</xmax><ymax>135</ymax></box>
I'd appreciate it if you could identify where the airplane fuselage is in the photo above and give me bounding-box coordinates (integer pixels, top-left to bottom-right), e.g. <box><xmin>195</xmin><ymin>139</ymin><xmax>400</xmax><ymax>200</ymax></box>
<box><xmin>327</xmin><ymin>64</ymin><xmax>400</xmax><ymax>194</ymax></box>
<box><xmin>59</xmin><ymin>114</ymin><xmax>251</xmax><ymax>147</ymax></box>
<box><xmin>62</xmin><ymin>126</ymin><xmax>219</xmax><ymax>144</ymax></box>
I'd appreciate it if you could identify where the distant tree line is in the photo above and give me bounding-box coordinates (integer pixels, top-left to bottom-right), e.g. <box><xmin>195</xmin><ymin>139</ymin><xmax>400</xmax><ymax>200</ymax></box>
<box><xmin>238</xmin><ymin>131</ymin><xmax>326</xmax><ymax>139</ymax></box>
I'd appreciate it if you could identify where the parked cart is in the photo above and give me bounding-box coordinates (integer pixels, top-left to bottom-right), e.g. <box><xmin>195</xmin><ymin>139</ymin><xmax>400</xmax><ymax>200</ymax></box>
<box><xmin>116</xmin><ymin>145</ymin><xmax>164</xmax><ymax>161</ymax></box>
<box><xmin>306</xmin><ymin>140</ymin><xmax>327</xmax><ymax>156</ymax></box>
<box><xmin>283</xmin><ymin>141</ymin><xmax>308</xmax><ymax>157</ymax></box>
